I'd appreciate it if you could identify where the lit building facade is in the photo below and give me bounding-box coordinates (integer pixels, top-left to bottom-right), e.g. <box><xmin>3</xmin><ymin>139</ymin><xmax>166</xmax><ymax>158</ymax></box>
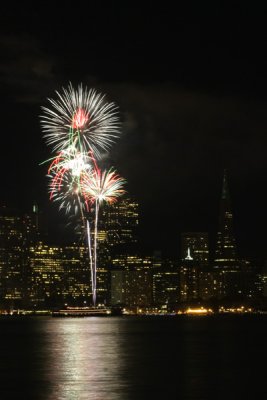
<box><xmin>180</xmin><ymin>232</ymin><xmax>212</xmax><ymax>301</ymax></box>
<box><xmin>28</xmin><ymin>242</ymin><xmax>91</xmax><ymax>307</ymax></box>
<box><xmin>181</xmin><ymin>232</ymin><xmax>209</xmax><ymax>264</ymax></box>
<box><xmin>100</xmin><ymin>197</ymin><xmax>139</xmax><ymax>247</ymax></box>
<box><xmin>152</xmin><ymin>259</ymin><xmax>179</xmax><ymax>309</ymax></box>
<box><xmin>110</xmin><ymin>255</ymin><xmax>152</xmax><ymax>307</ymax></box>
<box><xmin>0</xmin><ymin>206</ymin><xmax>38</xmax><ymax>306</ymax></box>
<box><xmin>111</xmin><ymin>269</ymin><xmax>125</xmax><ymax>305</ymax></box>
<box><xmin>99</xmin><ymin>196</ymin><xmax>141</xmax><ymax>306</ymax></box>
<box><xmin>94</xmin><ymin>243</ymin><xmax>110</xmax><ymax>305</ymax></box>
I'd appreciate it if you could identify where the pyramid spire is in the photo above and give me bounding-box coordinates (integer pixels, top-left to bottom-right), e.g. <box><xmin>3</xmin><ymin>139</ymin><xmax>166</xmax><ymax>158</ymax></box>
<box><xmin>222</xmin><ymin>169</ymin><xmax>229</xmax><ymax>200</ymax></box>
<box><xmin>213</xmin><ymin>170</ymin><xmax>240</xmax><ymax>298</ymax></box>
<box><xmin>215</xmin><ymin>170</ymin><xmax>237</xmax><ymax>263</ymax></box>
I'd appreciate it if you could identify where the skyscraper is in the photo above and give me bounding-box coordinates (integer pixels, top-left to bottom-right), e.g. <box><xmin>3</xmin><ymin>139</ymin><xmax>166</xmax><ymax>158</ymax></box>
<box><xmin>180</xmin><ymin>232</ymin><xmax>213</xmax><ymax>301</ymax></box>
<box><xmin>0</xmin><ymin>206</ymin><xmax>38</xmax><ymax>307</ymax></box>
<box><xmin>100</xmin><ymin>197</ymin><xmax>139</xmax><ymax>248</ymax></box>
<box><xmin>152</xmin><ymin>259</ymin><xmax>179</xmax><ymax>309</ymax></box>
<box><xmin>28</xmin><ymin>242</ymin><xmax>90</xmax><ymax>307</ymax></box>
<box><xmin>213</xmin><ymin>170</ymin><xmax>241</xmax><ymax>298</ymax></box>
<box><xmin>214</xmin><ymin>171</ymin><xmax>237</xmax><ymax>265</ymax></box>
<box><xmin>94</xmin><ymin>196</ymin><xmax>140</xmax><ymax>305</ymax></box>
<box><xmin>181</xmin><ymin>232</ymin><xmax>209</xmax><ymax>265</ymax></box>
<box><xmin>110</xmin><ymin>255</ymin><xmax>153</xmax><ymax>308</ymax></box>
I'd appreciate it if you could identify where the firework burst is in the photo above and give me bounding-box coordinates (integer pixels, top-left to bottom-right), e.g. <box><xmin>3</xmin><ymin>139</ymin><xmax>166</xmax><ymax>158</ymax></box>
<box><xmin>40</xmin><ymin>83</ymin><xmax>121</xmax><ymax>158</ymax></box>
<box><xmin>41</xmin><ymin>83</ymin><xmax>125</xmax><ymax>307</ymax></box>
<box><xmin>48</xmin><ymin>169</ymin><xmax>86</xmax><ymax>215</ymax></box>
<box><xmin>47</xmin><ymin>146</ymin><xmax>92</xmax><ymax>196</ymax></box>
<box><xmin>45</xmin><ymin>145</ymin><xmax>93</xmax><ymax>212</ymax></box>
<box><xmin>81</xmin><ymin>167</ymin><xmax>126</xmax><ymax>206</ymax></box>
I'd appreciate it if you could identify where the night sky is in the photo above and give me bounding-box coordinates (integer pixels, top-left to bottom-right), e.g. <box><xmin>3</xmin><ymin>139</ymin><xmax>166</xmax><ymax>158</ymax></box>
<box><xmin>0</xmin><ymin>3</ymin><xmax>266</xmax><ymax>260</ymax></box>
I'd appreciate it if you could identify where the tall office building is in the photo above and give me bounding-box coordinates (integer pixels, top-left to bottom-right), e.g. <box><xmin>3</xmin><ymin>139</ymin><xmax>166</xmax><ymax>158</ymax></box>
<box><xmin>152</xmin><ymin>259</ymin><xmax>179</xmax><ymax>309</ymax></box>
<box><xmin>100</xmin><ymin>197</ymin><xmax>139</xmax><ymax>247</ymax></box>
<box><xmin>28</xmin><ymin>242</ymin><xmax>90</xmax><ymax>307</ymax></box>
<box><xmin>99</xmin><ymin>196</ymin><xmax>140</xmax><ymax>306</ymax></box>
<box><xmin>180</xmin><ymin>232</ymin><xmax>213</xmax><ymax>301</ymax></box>
<box><xmin>0</xmin><ymin>206</ymin><xmax>40</xmax><ymax>306</ymax></box>
<box><xmin>181</xmin><ymin>232</ymin><xmax>209</xmax><ymax>265</ymax></box>
<box><xmin>94</xmin><ymin>243</ymin><xmax>110</xmax><ymax>305</ymax></box>
<box><xmin>213</xmin><ymin>170</ymin><xmax>241</xmax><ymax>298</ymax></box>
<box><xmin>110</xmin><ymin>255</ymin><xmax>152</xmax><ymax>308</ymax></box>
<box><xmin>28</xmin><ymin>242</ymin><xmax>65</xmax><ymax>307</ymax></box>
<box><xmin>72</xmin><ymin>196</ymin><xmax>139</xmax><ymax>305</ymax></box>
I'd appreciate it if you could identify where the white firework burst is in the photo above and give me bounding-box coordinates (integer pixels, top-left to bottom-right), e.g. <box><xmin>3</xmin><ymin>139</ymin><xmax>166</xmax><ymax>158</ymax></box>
<box><xmin>41</xmin><ymin>83</ymin><xmax>121</xmax><ymax>158</ymax></box>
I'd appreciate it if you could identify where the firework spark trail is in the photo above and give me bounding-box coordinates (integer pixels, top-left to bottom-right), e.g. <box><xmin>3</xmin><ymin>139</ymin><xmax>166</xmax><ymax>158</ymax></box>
<box><xmin>86</xmin><ymin>218</ymin><xmax>94</xmax><ymax>304</ymax></box>
<box><xmin>40</xmin><ymin>83</ymin><xmax>121</xmax><ymax>158</ymax></box>
<box><xmin>78</xmin><ymin>196</ymin><xmax>94</xmax><ymax>303</ymax></box>
<box><xmin>93</xmin><ymin>200</ymin><xmax>99</xmax><ymax>306</ymax></box>
<box><xmin>82</xmin><ymin>165</ymin><xmax>126</xmax><ymax>306</ymax></box>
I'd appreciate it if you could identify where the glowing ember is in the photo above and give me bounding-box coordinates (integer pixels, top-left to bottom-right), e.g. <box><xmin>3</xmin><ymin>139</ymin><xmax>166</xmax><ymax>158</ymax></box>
<box><xmin>72</xmin><ymin>108</ymin><xmax>89</xmax><ymax>129</ymax></box>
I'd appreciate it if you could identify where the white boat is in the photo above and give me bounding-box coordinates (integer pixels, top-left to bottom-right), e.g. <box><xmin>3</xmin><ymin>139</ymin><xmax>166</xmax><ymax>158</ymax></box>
<box><xmin>52</xmin><ymin>306</ymin><xmax>112</xmax><ymax>317</ymax></box>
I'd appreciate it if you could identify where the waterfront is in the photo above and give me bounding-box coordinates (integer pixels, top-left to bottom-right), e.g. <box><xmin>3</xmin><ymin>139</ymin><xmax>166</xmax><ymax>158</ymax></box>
<box><xmin>0</xmin><ymin>315</ymin><xmax>266</xmax><ymax>399</ymax></box>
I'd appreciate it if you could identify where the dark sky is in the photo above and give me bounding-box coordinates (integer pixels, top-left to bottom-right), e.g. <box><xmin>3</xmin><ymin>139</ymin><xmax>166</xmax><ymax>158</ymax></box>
<box><xmin>0</xmin><ymin>3</ymin><xmax>266</xmax><ymax>260</ymax></box>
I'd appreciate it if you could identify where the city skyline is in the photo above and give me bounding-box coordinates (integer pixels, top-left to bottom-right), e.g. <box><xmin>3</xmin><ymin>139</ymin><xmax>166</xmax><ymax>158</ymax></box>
<box><xmin>0</xmin><ymin>192</ymin><xmax>263</xmax><ymax>310</ymax></box>
<box><xmin>0</xmin><ymin>4</ymin><xmax>266</xmax><ymax>260</ymax></box>
<box><xmin>0</xmin><ymin>171</ymin><xmax>262</xmax><ymax>266</ymax></box>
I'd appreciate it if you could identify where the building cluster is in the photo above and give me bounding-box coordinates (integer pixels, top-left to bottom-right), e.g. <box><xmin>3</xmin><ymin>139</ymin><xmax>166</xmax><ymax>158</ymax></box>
<box><xmin>0</xmin><ymin>172</ymin><xmax>266</xmax><ymax>311</ymax></box>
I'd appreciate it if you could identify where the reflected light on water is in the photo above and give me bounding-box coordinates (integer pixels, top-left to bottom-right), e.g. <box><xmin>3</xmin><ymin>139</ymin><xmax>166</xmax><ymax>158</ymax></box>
<box><xmin>46</xmin><ymin>318</ymin><xmax>126</xmax><ymax>399</ymax></box>
<box><xmin>1</xmin><ymin>315</ymin><xmax>266</xmax><ymax>399</ymax></box>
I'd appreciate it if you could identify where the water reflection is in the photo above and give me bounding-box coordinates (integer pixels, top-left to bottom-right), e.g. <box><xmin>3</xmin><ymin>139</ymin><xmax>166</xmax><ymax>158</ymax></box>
<box><xmin>45</xmin><ymin>318</ymin><xmax>126</xmax><ymax>399</ymax></box>
<box><xmin>0</xmin><ymin>315</ymin><xmax>266</xmax><ymax>399</ymax></box>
